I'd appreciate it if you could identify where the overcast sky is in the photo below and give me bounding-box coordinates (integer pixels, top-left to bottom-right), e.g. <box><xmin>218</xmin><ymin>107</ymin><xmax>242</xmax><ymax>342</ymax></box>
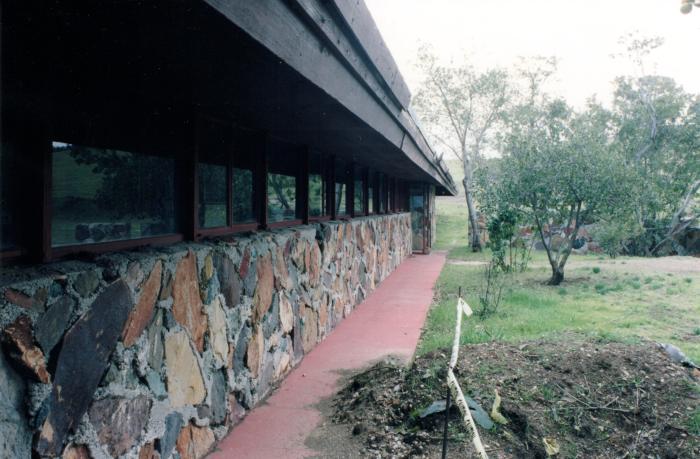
<box><xmin>364</xmin><ymin>0</ymin><xmax>700</xmax><ymax>109</ymax></box>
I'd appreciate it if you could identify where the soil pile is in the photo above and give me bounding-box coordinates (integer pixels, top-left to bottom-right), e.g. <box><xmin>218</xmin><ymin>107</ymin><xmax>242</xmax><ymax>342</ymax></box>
<box><xmin>330</xmin><ymin>336</ymin><xmax>700</xmax><ymax>458</ymax></box>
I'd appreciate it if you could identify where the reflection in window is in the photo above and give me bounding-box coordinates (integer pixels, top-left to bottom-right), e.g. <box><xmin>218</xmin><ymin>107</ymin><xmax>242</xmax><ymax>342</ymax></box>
<box><xmin>51</xmin><ymin>142</ymin><xmax>175</xmax><ymax>247</ymax></box>
<box><xmin>378</xmin><ymin>175</ymin><xmax>386</xmax><ymax>213</ymax></box>
<box><xmin>267</xmin><ymin>141</ymin><xmax>300</xmax><ymax>223</ymax></box>
<box><xmin>309</xmin><ymin>152</ymin><xmax>327</xmax><ymax>218</ymax></box>
<box><xmin>368</xmin><ymin>175</ymin><xmax>375</xmax><ymax>214</ymax></box>
<box><xmin>199</xmin><ymin>163</ymin><xmax>227</xmax><ymax>228</ymax></box>
<box><xmin>0</xmin><ymin>142</ymin><xmax>20</xmax><ymax>251</ymax></box>
<box><xmin>354</xmin><ymin>165</ymin><xmax>365</xmax><ymax>215</ymax></box>
<box><xmin>335</xmin><ymin>160</ymin><xmax>349</xmax><ymax>217</ymax></box>
<box><xmin>233</xmin><ymin>152</ymin><xmax>256</xmax><ymax>224</ymax></box>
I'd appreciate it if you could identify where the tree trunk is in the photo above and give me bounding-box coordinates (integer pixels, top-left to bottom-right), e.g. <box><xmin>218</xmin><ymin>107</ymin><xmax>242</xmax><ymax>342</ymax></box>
<box><xmin>462</xmin><ymin>158</ymin><xmax>482</xmax><ymax>252</ymax></box>
<box><xmin>548</xmin><ymin>268</ymin><xmax>564</xmax><ymax>285</ymax></box>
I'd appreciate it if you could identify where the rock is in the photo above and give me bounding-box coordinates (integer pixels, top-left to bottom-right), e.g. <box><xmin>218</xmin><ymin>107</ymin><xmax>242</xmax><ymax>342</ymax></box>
<box><xmin>146</xmin><ymin>310</ymin><xmax>164</xmax><ymax>370</ymax></box>
<box><xmin>0</xmin><ymin>350</ymin><xmax>31</xmax><ymax>459</ymax></box>
<box><xmin>233</xmin><ymin>327</ymin><xmax>251</xmax><ymax>374</ymax></box>
<box><xmin>89</xmin><ymin>396</ymin><xmax>151</xmax><ymax>457</ymax></box>
<box><xmin>158</xmin><ymin>412</ymin><xmax>183</xmax><ymax>459</ymax></box>
<box><xmin>239</xmin><ymin>248</ymin><xmax>251</xmax><ymax>279</ymax></box>
<box><xmin>125</xmin><ymin>262</ymin><xmax>144</xmax><ymax>289</ymax></box>
<box><xmin>74</xmin><ymin>270</ymin><xmax>100</xmax><ymax>297</ymax></box>
<box><xmin>4</xmin><ymin>288</ymin><xmax>40</xmax><ymax>310</ymax></box>
<box><xmin>2</xmin><ymin>315</ymin><xmax>51</xmax><ymax>384</ymax></box>
<box><xmin>210</xmin><ymin>370</ymin><xmax>227</xmax><ymax>425</ymax></box>
<box><xmin>309</xmin><ymin>243</ymin><xmax>321</xmax><ymax>286</ymax></box>
<box><xmin>35</xmin><ymin>296</ymin><xmax>74</xmax><ymax>354</ymax></box>
<box><xmin>253</xmin><ymin>252</ymin><xmax>274</xmax><ymax>321</ymax></box>
<box><xmin>138</xmin><ymin>442</ymin><xmax>160</xmax><ymax>459</ymax></box>
<box><xmin>122</xmin><ymin>261</ymin><xmax>162</xmax><ymax>347</ymax></box>
<box><xmin>62</xmin><ymin>444</ymin><xmax>91</xmax><ymax>459</ymax></box>
<box><xmin>301</xmin><ymin>305</ymin><xmax>318</xmax><ymax>353</ymax></box>
<box><xmin>159</xmin><ymin>270</ymin><xmax>173</xmax><ymax>301</ymax></box>
<box><xmin>172</xmin><ymin>252</ymin><xmax>208</xmax><ymax>352</ymax></box>
<box><xmin>35</xmin><ymin>280</ymin><xmax>133</xmax><ymax>457</ymax></box>
<box><xmin>214</xmin><ymin>254</ymin><xmax>242</xmax><ymax>309</ymax></box>
<box><xmin>145</xmin><ymin>370</ymin><xmax>167</xmax><ymax>400</ymax></box>
<box><xmin>246</xmin><ymin>326</ymin><xmax>264</xmax><ymax>378</ymax></box>
<box><xmin>202</xmin><ymin>254</ymin><xmax>214</xmax><ymax>281</ymax></box>
<box><xmin>175</xmin><ymin>423</ymin><xmax>215</xmax><ymax>459</ymax></box>
<box><xmin>207</xmin><ymin>297</ymin><xmax>228</xmax><ymax>367</ymax></box>
<box><xmin>227</xmin><ymin>395</ymin><xmax>246</xmax><ymax>425</ymax></box>
<box><xmin>164</xmin><ymin>331</ymin><xmax>206</xmax><ymax>407</ymax></box>
<box><xmin>274</xmin><ymin>247</ymin><xmax>290</xmax><ymax>290</ymax></box>
<box><xmin>279</xmin><ymin>293</ymin><xmax>294</xmax><ymax>334</ymax></box>
<box><xmin>262</xmin><ymin>295</ymin><xmax>280</xmax><ymax>339</ymax></box>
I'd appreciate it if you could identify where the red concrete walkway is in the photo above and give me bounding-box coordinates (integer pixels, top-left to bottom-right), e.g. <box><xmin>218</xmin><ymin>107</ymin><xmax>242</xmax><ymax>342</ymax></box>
<box><xmin>209</xmin><ymin>252</ymin><xmax>446</xmax><ymax>459</ymax></box>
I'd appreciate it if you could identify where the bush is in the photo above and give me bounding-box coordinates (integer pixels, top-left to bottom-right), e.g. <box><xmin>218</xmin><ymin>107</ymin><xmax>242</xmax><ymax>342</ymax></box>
<box><xmin>477</xmin><ymin>260</ymin><xmax>507</xmax><ymax>318</ymax></box>
<box><xmin>590</xmin><ymin>220</ymin><xmax>643</xmax><ymax>258</ymax></box>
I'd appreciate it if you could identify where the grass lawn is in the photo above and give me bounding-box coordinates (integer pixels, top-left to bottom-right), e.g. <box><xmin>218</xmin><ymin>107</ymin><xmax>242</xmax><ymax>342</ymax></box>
<box><xmin>420</xmin><ymin>197</ymin><xmax>700</xmax><ymax>363</ymax></box>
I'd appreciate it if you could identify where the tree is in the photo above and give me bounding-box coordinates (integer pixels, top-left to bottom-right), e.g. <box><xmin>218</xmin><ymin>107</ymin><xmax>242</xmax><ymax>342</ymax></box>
<box><xmin>488</xmin><ymin>101</ymin><xmax>635</xmax><ymax>285</ymax></box>
<box><xmin>611</xmin><ymin>35</ymin><xmax>700</xmax><ymax>255</ymax></box>
<box><xmin>413</xmin><ymin>46</ymin><xmax>510</xmax><ymax>251</ymax></box>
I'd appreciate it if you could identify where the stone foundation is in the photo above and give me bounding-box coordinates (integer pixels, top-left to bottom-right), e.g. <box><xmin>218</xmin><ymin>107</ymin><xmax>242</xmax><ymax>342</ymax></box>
<box><xmin>0</xmin><ymin>214</ymin><xmax>412</xmax><ymax>458</ymax></box>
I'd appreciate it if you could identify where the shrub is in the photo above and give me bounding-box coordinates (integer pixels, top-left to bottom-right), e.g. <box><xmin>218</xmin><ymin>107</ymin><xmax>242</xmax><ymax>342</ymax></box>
<box><xmin>592</xmin><ymin>267</ymin><xmax>601</xmax><ymax>274</ymax></box>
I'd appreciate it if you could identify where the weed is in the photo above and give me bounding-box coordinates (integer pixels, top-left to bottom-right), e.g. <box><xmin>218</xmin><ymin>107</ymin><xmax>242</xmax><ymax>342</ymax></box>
<box><xmin>558</xmin><ymin>288</ymin><xmax>567</xmax><ymax>296</ymax></box>
<box><xmin>688</xmin><ymin>409</ymin><xmax>700</xmax><ymax>436</ymax></box>
<box><xmin>694</xmin><ymin>328</ymin><xmax>700</xmax><ymax>336</ymax></box>
<box><xmin>651</xmin><ymin>283</ymin><xmax>663</xmax><ymax>290</ymax></box>
<box><xmin>592</xmin><ymin>267</ymin><xmax>601</xmax><ymax>274</ymax></box>
<box><xmin>594</xmin><ymin>283</ymin><xmax>606</xmax><ymax>293</ymax></box>
<box><xmin>685</xmin><ymin>278</ymin><xmax>693</xmax><ymax>284</ymax></box>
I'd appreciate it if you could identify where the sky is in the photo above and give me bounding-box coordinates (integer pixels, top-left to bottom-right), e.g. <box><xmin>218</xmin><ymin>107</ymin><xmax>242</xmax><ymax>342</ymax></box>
<box><xmin>364</xmin><ymin>0</ymin><xmax>700</xmax><ymax>109</ymax></box>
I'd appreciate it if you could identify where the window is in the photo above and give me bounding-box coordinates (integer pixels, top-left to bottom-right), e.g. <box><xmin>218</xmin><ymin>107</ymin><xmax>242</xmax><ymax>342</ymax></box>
<box><xmin>51</xmin><ymin>142</ymin><xmax>176</xmax><ymax>247</ymax></box>
<box><xmin>198</xmin><ymin>122</ymin><xmax>231</xmax><ymax>229</ymax></box>
<box><xmin>232</xmin><ymin>153</ymin><xmax>257</xmax><ymax>225</ymax></box>
<box><xmin>353</xmin><ymin>164</ymin><xmax>365</xmax><ymax>216</ymax></box>
<box><xmin>387</xmin><ymin>177</ymin><xmax>394</xmax><ymax>213</ymax></box>
<box><xmin>367</xmin><ymin>171</ymin><xmax>375</xmax><ymax>215</ymax></box>
<box><xmin>309</xmin><ymin>152</ymin><xmax>328</xmax><ymax>218</ymax></box>
<box><xmin>267</xmin><ymin>140</ymin><xmax>301</xmax><ymax>224</ymax></box>
<box><xmin>0</xmin><ymin>141</ymin><xmax>21</xmax><ymax>252</ymax></box>
<box><xmin>334</xmin><ymin>159</ymin><xmax>349</xmax><ymax>217</ymax></box>
<box><xmin>378</xmin><ymin>174</ymin><xmax>386</xmax><ymax>214</ymax></box>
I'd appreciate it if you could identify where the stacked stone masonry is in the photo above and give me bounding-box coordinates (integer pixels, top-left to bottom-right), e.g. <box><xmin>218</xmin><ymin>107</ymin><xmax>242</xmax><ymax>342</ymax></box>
<box><xmin>0</xmin><ymin>214</ymin><xmax>412</xmax><ymax>458</ymax></box>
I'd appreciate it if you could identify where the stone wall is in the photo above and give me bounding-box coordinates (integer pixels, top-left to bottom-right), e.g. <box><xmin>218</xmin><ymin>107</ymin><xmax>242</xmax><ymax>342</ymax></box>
<box><xmin>0</xmin><ymin>213</ymin><xmax>412</xmax><ymax>459</ymax></box>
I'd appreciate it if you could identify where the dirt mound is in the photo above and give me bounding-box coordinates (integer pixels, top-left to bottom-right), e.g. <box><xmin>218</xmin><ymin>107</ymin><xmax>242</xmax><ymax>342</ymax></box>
<box><xmin>330</xmin><ymin>336</ymin><xmax>700</xmax><ymax>458</ymax></box>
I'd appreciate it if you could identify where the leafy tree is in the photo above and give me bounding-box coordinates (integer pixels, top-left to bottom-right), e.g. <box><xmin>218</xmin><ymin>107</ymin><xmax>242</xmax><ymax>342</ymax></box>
<box><xmin>489</xmin><ymin>100</ymin><xmax>635</xmax><ymax>285</ymax></box>
<box><xmin>611</xmin><ymin>35</ymin><xmax>700</xmax><ymax>255</ymax></box>
<box><xmin>413</xmin><ymin>46</ymin><xmax>510</xmax><ymax>252</ymax></box>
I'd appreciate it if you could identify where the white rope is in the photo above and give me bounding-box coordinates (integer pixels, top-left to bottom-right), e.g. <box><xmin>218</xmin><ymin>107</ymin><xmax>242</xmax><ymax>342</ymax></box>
<box><xmin>446</xmin><ymin>296</ymin><xmax>488</xmax><ymax>459</ymax></box>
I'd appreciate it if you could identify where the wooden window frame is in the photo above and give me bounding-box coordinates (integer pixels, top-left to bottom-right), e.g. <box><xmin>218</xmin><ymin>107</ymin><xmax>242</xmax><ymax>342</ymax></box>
<box><xmin>263</xmin><ymin>137</ymin><xmax>307</xmax><ymax>230</ymax></box>
<box><xmin>194</xmin><ymin>115</ymin><xmax>263</xmax><ymax>241</ymax></box>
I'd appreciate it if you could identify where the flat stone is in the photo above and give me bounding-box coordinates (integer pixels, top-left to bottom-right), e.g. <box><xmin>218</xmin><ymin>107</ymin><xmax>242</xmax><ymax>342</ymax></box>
<box><xmin>164</xmin><ymin>331</ymin><xmax>206</xmax><ymax>407</ymax></box>
<box><xmin>61</xmin><ymin>444</ymin><xmax>91</xmax><ymax>459</ymax></box>
<box><xmin>172</xmin><ymin>251</ymin><xmax>208</xmax><ymax>352</ymax></box>
<box><xmin>202</xmin><ymin>254</ymin><xmax>214</xmax><ymax>281</ymax></box>
<box><xmin>279</xmin><ymin>293</ymin><xmax>294</xmax><ymax>334</ymax></box>
<box><xmin>1</xmin><ymin>315</ymin><xmax>51</xmax><ymax>383</ymax></box>
<box><xmin>233</xmin><ymin>327</ymin><xmax>251</xmax><ymax>374</ymax></box>
<box><xmin>301</xmin><ymin>305</ymin><xmax>318</xmax><ymax>354</ymax></box>
<box><xmin>0</xmin><ymin>350</ymin><xmax>31</xmax><ymax>459</ymax></box>
<box><xmin>309</xmin><ymin>243</ymin><xmax>321</xmax><ymax>286</ymax></box>
<box><xmin>35</xmin><ymin>280</ymin><xmax>132</xmax><ymax>457</ymax></box>
<box><xmin>89</xmin><ymin>395</ymin><xmax>151</xmax><ymax>457</ymax></box>
<box><xmin>138</xmin><ymin>442</ymin><xmax>160</xmax><ymax>459</ymax></box>
<box><xmin>4</xmin><ymin>288</ymin><xmax>36</xmax><ymax>310</ymax></box>
<box><xmin>210</xmin><ymin>369</ymin><xmax>227</xmax><ymax>425</ymax></box>
<box><xmin>262</xmin><ymin>295</ymin><xmax>279</xmax><ymax>339</ymax></box>
<box><xmin>73</xmin><ymin>270</ymin><xmax>100</xmax><ymax>297</ymax></box>
<box><xmin>125</xmin><ymin>262</ymin><xmax>144</xmax><ymax>289</ymax></box>
<box><xmin>175</xmin><ymin>423</ymin><xmax>215</xmax><ymax>459</ymax></box>
<box><xmin>207</xmin><ymin>297</ymin><xmax>228</xmax><ymax>367</ymax></box>
<box><xmin>146</xmin><ymin>310</ymin><xmax>164</xmax><ymax>370</ymax></box>
<box><xmin>35</xmin><ymin>296</ymin><xmax>74</xmax><ymax>354</ymax></box>
<box><xmin>246</xmin><ymin>325</ymin><xmax>264</xmax><ymax>378</ymax></box>
<box><xmin>157</xmin><ymin>412</ymin><xmax>183</xmax><ymax>459</ymax></box>
<box><xmin>145</xmin><ymin>370</ymin><xmax>167</xmax><ymax>400</ymax></box>
<box><xmin>122</xmin><ymin>261</ymin><xmax>162</xmax><ymax>347</ymax></box>
<box><xmin>214</xmin><ymin>254</ymin><xmax>241</xmax><ymax>308</ymax></box>
<box><xmin>253</xmin><ymin>252</ymin><xmax>273</xmax><ymax>321</ymax></box>
<box><xmin>159</xmin><ymin>270</ymin><xmax>173</xmax><ymax>301</ymax></box>
<box><xmin>274</xmin><ymin>247</ymin><xmax>290</xmax><ymax>290</ymax></box>
<box><xmin>227</xmin><ymin>395</ymin><xmax>246</xmax><ymax>425</ymax></box>
<box><xmin>239</xmin><ymin>248</ymin><xmax>251</xmax><ymax>279</ymax></box>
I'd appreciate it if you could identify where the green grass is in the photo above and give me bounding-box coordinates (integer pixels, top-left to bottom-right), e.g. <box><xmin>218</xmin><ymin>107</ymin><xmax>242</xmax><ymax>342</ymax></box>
<box><xmin>419</xmin><ymin>196</ymin><xmax>700</xmax><ymax>363</ymax></box>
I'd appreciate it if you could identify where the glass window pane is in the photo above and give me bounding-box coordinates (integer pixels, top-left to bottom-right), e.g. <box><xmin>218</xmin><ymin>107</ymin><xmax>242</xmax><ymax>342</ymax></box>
<box><xmin>51</xmin><ymin>142</ymin><xmax>176</xmax><ymax>247</ymax></box>
<box><xmin>233</xmin><ymin>167</ymin><xmax>256</xmax><ymax>224</ymax></box>
<box><xmin>368</xmin><ymin>174</ymin><xmax>375</xmax><ymax>214</ymax></box>
<box><xmin>309</xmin><ymin>153</ymin><xmax>326</xmax><ymax>217</ymax></box>
<box><xmin>198</xmin><ymin>163</ymin><xmax>227</xmax><ymax>228</ymax></box>
<box><xmin>0</xmin><ymin>141</ymin><xmax>20</xmax><ymax>251</ymax></box>
<box><xmin>378</xmin><ymin>175</ymin><xmax>386</xmax><ymax>213</ymax></box>
<box><xmin>354</xmin><ymin>165</ymin><xmax>365</xmax><ymax>215</ymax></box>
<box><xmin>335</xmin><ymin>160</ymin><xmax>349</xmax><ymax>217</ymax></box>
<box><xmin>267</xmin><ymin>141</ymin><xmax>300</xmax><ymax>223</ymax></box>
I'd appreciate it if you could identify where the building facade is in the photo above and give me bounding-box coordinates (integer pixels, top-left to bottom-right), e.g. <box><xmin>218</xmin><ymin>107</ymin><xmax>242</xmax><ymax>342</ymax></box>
<box><xmin>0</xmin><ymin>1</ymin><xmax>456</xmax><ymax>457</ymax></box>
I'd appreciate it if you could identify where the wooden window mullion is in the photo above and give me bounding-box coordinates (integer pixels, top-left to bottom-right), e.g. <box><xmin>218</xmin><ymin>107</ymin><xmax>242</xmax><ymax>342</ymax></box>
<box><xmin>300</xmin><ymin>147</ymin><xmax>310</xmax><ymax>225</ymax></box>
<box><xmin>258</xmin><ymin>133</ymin><xmax>269</xmax><ymax>230</ymax></box>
